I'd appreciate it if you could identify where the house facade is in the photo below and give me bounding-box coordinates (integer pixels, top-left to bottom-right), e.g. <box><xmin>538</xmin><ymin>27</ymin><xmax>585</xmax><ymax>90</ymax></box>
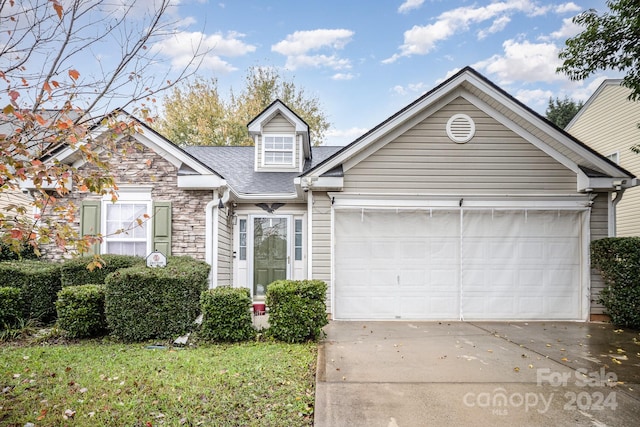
<box><xmin>37</xmin><ymin>67</ymin><xmax>636</xmax><ymax>321</ymax></box>
<box><xmin>565</xmin><ymin>80</ymin><xmax>640</xmax><ymax>237</ymax></box>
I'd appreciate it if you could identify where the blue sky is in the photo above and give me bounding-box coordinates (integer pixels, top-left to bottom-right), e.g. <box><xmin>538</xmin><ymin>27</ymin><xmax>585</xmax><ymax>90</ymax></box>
<box><xmin>150</xmin><ymin>0</ymin><xmax>614</xmax><ymax>145</ymax></box>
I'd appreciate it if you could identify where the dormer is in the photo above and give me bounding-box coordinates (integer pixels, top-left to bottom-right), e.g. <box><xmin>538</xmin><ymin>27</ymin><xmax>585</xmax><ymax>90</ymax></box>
<box><xmin>248</xmin><ymin>100</ymin><xmax>311</xmax><ymax>173</ymax></box>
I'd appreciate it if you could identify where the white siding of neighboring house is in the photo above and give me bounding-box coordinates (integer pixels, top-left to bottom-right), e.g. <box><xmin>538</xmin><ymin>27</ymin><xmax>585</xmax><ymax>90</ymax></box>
<box><xmin>567</xmin><ymin>83</ymin><xmax>640</xmax><ymax>237</ymax></box>
<box><xmin>342</xmin><ymin>97</ymin><xmax>577</xmax><ymax>194</ymax></box>
<box><xmin>0</xmin><ymin>189</ymin><xmax>32</xmax><ymax>218</ymax></box>
<box><xmin>311</xmin><ymin>192</ymin><xmax>332</xmax><ymax>314</ymax></box>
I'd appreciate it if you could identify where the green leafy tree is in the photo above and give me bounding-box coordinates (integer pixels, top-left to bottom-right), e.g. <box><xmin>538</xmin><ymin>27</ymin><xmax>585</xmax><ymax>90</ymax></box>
<box><xmin>545</xmin><ymin>97</ymin><xmax>584</xmax><ymax>128</ymax></box>
<box><xmin>157</xmin><ymin>66</ymin><xmax>330</xmax><ymax>146</ymax></box>
<box><xmin>0</xmin><ymin>0</ymin><xmax>201</xmax><ymax>258</ymax></box>
<box><xmin>558</xmin><ymin>0</ymin><xmax>640</xmax><ymax>100</ymax></box>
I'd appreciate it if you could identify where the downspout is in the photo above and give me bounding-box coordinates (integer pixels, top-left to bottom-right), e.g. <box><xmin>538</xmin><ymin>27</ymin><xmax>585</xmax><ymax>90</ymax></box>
<box><xmin>609</xmin><ymin>189</ymin><xmax>625</xmax><ymax>237</ymax></box>
<box><xmin>205</xmin><ymin>192</ymin><xmax>219</xmax><ymax>288</ymax></box>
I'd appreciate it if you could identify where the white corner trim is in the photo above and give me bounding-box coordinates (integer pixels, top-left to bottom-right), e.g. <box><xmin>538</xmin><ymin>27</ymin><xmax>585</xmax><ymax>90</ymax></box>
<box><xmin>307</xmin><ymin>191</ymin><xmax>313</xmax><ymax>280</ymax></box>
<box><xmin>205</xmin><ymin>194</ymin><xmax>219</xmax><ymax>288</ymax></box>
<box><xmin>580</xmin><ymin>209</ymin><xmax>591</xmax><ymax>321</ymax></box>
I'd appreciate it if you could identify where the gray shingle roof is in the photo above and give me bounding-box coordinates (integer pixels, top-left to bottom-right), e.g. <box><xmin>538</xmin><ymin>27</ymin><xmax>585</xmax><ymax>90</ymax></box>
<box><xmin>183</xmin><ymin>146</ymin><xmax>342</xmax><ymax>194</ymax></box>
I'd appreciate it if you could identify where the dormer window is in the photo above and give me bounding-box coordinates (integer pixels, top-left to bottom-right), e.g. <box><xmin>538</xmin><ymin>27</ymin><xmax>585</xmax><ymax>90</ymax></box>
<box><xmin>263</xmin><ymin>135</ymin><xmax>295</xmax><ymax>166</ymax></box>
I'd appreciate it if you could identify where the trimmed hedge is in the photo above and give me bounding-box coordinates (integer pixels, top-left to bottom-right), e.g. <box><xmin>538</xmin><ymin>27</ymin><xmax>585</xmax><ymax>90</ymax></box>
<box><xmin>0</xmin><ymin>241</ymin><xmax>39</xmax><ymax>261</ymax></box>
<box><xmin>0</xmin><ymin>261</ymin><xmax>61</xmax><ymax>322</ymax></box>
<box><xmin>105</xmin><ymin>257</ymin><xmax>210</xmax><ymax>342</ymax></box>
<box><xmin>200</xmin><ymin>287</ymin><xmax>255</xmax><ymax>342</ymax></box>
<box><xmin>56</xmin><ymin>285</ymin><xmax>107</xmax><ymax>338</ymax></box>
<box><xmin>0</xmin><ymin>287</ymin><xmax>24</xmax><ymax>328</ymax></box>
<box><xmin>266</xmin><ymin>280</ymin><xmax>328</xmax><ymax>343</ymax></box>
<box><xmin>592</xmin><ymin>237</ymin><xmax>640</xmax><ymax>328</ymax></box>
<box><xmin>61</xmin><ymin>255</ymin><xmax>144</xmax><ymax>287</ymax></box>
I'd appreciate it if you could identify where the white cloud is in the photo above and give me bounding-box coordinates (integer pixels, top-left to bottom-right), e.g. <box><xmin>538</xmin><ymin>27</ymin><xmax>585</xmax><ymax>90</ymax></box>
<box><xmin>383</xmin><ymin>0</ymin><xmax>566</xmax><ymax>63</ymax></box>
<box><xmin>473</xmin><ymin>39</ymin><xmax>564</xmax><ymax>84</ymax></box>
<box><xmin>435</xmin><ymin>67</ymin><xmax>462</xmax><ymax>84</ymax></box>
<box><xmin>285</xmin><ymin>54</ymin><xmax>351</xmax><ymax>70</ymax></box>
<box><xmin>392</xmin><ymin>82</ymin><xmax>428</xmax><ymax>95</ymax></box>
<box><xmin>549</xmin><ymin>17</ymin><xmax>583</xmax><ymax>39</ymax></box>
<box><xmin>272</xmin><ymin>29</ymin><xmax>354</xmax><ymax>56</ymax></box>
<box><xmin>398</xmin><ymin>0</ymin><xmax>425</xmax><ymax>14</ymax></box>
<box><xmin>332</xmin><ymin>72</ymin><xmax>355</xmax><ymax>80</ymax></box>
<box><xmin>326</xmin><ymin>127</ymin><xmax>369</xmax><ymax>145</ymax></box>
<box><xmin>478</xmin><ymin>15</ymin><xmax>511</xmax><ymax>39</ymax></box>
<box><xmin>152</xmin><ymin>30</ymin><xmax>256</xmax><ymax>73</ymax></box>
<box><xmin>514</xmin><ymin>88</ymin><xmax>554</xmax><ymax>108</ymax></box>
<box><xmin>272</xmin><ymin>29</ymin><xmax>354</xmax><ymax>70</ymax></box>
<box><xmin>555</xmin><ymin>2</ymin><xmax>581</xmax><ymax>14</ymax></box>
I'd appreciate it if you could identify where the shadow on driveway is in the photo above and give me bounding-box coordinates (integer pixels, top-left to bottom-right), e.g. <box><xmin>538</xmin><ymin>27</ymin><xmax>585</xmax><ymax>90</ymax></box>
<box><xmin>315</xmin><ymin>321</ymin><xmax>640</xmax><ymax>427</ymax></box>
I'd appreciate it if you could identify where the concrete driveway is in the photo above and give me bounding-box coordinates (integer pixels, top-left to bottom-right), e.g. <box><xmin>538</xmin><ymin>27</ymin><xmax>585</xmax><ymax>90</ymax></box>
<box><xmin>314</xmin><ymin>321</ymin><xmax>640</xmax><ymax>427</ymax></box>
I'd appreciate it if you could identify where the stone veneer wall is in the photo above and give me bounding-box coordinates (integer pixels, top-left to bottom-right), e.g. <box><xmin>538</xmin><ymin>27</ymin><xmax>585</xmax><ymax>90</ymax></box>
<box><xmin>42</xmin><ymin>138</ymin><xmax>211</xmax><ymax>261</ymax></box>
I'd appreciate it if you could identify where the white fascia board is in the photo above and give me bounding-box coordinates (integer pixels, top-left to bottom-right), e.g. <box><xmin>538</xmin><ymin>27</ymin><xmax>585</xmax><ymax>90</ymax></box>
<box><xmin>465</xmin><ymin>74</ymin><xmax>632</xmax><ymax>179</ymax></box>
<box><xmin>248</xmin><ymin>101</ymin><xmax>308</xmax><ymax>134</ymax></box>
<box><xmin>177</xmin><ymin>175</ymin><xmax>226</xmax><ymax>189</ymax></box>
<box><xmin>462</xmin><ymin>91</ymin><xmax>581</xmax><ymax>175</ymax></box>
<box><xmin>133</xmin><ymin>131</ymin><xmax>214</xmax><ymax>175</ymax></box>
<box><xmin>308</xmin><ymin>77</ymin><xmax>466</xmax><ymax>177</ymax></box>
<box><xmin>228</xmin><ymin>187</ymin><xmax>302</xmax><ymax>203</ymax></box>
<box><xmin>19</xmin><ymin>175</ymin><xmax>73</xmax><ymax>191</ymax></box>
<box><xmin>309</xmin><ymin>176</ymin><xmax>343</xmax><ymax>191</ymax></box>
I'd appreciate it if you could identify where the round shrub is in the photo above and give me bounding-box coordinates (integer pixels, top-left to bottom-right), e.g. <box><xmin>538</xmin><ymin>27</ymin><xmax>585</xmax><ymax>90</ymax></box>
<box><xmin>56</xmin><ymin>285</ymin><xmax>107</xmax><ymax>338</ymax></box>
<box><xmin>266</xmin><ymin>280</ymin><xmax>328</xmax><ymax>343</ymax></box>
<box><xmin>200</xmin><ymin>287</ymin><xmax>255</xmax><ymax>342</ymax></box>
<box><xmin>60</xmin><ymin>254</ymin><xmax>144</xmax><ymax>287</ymax></box>
<box><xmin>0</xmin><ymin>287</ymin><xmax>24</xmax><ymax>328</ymax></box>
<box><xmin>105</xmin><ymin>257</ymin><xmax>210</xmax><ymax>342</ymax></box>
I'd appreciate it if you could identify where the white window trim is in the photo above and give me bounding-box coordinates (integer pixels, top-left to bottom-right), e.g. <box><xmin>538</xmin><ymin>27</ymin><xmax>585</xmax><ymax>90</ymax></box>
<box><xmin>261</xmin><ymin>134</ymin><xmax>296</xmax><ymax>167</ymax></box>
<box><xmin>101</xmin><ymin>191</ymin><xmax>152</xmax><ymax>256</ymax></box>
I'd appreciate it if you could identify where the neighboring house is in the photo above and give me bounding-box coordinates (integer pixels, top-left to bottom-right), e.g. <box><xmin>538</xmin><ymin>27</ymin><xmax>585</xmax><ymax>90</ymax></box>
<box><xmin>565</xmin><ymin>80</ymin><xmax>640</xmax><ymax>237</ymax></box>
<box><xmin>32</xmin><ymin>67</ymin><xmax>636</xmax><ymax>321</ymax></box>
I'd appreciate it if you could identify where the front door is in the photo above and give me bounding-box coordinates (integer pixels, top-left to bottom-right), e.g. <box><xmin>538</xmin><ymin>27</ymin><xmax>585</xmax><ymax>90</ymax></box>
<box><xmin>252</xmin><ymin>216</ymin><xmax>289</xmax><ymax>298</ymax></box>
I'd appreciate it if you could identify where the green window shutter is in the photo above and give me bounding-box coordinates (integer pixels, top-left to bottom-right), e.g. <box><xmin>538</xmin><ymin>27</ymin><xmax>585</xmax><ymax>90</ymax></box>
<box><xmin>80</xmin><ymin>200</ymin><xmax>101</xmax><ymax>255</ymax></box>
<box><xmin>152</xmin><ymin>201</ymin><xmax>172</xmax><ymax>256</ymax></box>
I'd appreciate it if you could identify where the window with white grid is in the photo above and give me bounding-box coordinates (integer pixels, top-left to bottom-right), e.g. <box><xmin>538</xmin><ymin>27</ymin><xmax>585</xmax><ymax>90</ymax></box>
<box><xmin>263</xmin><ymin>135</ymin><xmax>295</xmax><ymax>166</ymax></box>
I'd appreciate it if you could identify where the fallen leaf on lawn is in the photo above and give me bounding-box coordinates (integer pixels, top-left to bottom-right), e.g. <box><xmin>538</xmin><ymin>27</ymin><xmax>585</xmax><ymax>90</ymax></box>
<box><xmin>65</xmin><ymin>367</ymin><xmax>72</xmax><ymax>372</ymax></box>
<box><xmin>13</xmin><ymin>374</ymin><xmax>20</xmax><ymax>378</ymax></box>
<box><xmin>63</xmin><ymin>409</ymin><xmax>76</xmax><ymax>419</ymax></box>
<box><xmin>37</xmin><ymin>408</ymin><xmax>48</xmax><ymax>420</ymax></box>
<box><xmin>79</xmin><ymin>387</ymin><xmax>88</xmax><ymax>393</ymax></box>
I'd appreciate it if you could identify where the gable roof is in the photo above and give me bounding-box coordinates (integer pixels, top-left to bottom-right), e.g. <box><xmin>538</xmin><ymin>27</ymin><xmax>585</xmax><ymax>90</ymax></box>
<box><xmin>248</xmin><ymin>99</ymin><xmax>312</xmax><ymax>159</ymax></box>
<box><xmin>301</xmin><ymin>67</ymin><xmax>635</xmax><ymax>187</ymax></box>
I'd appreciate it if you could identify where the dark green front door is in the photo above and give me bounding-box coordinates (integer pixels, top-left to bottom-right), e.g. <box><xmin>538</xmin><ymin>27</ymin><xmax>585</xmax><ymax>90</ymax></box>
<box><xmin>253</xmin><ymin>217</ymin><xmax>288</xmax><ymax>298</ymax></box>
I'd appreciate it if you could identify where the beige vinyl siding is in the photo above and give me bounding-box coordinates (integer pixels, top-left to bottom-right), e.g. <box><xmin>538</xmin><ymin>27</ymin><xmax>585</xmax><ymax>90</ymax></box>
<box><xmin>0</xmin><ymin>190</ymin><xmax>32</xmax><ymax>216</ymax></box>
<box><xmin>343</xmin><ymin>98</ymin><xmax>576</xmax><ymax>193</ymax></box>
<box><xmin>589</xmin><ymin>192</ymin><xmax>609</xmax><ymax>314</ymax></box>
<box><xmin>258</xmin><ymin>113</ymin><xmax>300</xmax><ymax>171</ymax></box>
<box><xmin>218</xmin><ymin>207</ymin><xmax>232</xmax><ymax>285</ymax></box>
<box><xmin>311</xmin><ymin>191</ymin><xmax>332</xmax><ymax>314</ymax></box>
<box><xmin>567</xmin><ymin>83</ymin><xmax>640</xmax><ymax>236</ymax></box>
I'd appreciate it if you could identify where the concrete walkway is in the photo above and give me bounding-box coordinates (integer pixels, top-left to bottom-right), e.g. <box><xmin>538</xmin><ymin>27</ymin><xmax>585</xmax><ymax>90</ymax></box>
<box><xmin>314</xmin><ymin>321</ymin><xmax>640</xmax><ymax>427</ymax></box>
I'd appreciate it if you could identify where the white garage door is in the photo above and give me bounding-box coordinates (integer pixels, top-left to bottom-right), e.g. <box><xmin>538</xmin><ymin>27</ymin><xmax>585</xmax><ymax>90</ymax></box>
<box><xmin>334</xmin><ymin>208</ymin><xmax>584</xmax><ymax>320</ymax></box>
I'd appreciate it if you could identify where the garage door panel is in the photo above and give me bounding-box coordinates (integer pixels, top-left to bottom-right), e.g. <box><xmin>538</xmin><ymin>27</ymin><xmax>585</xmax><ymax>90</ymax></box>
<box><xmin>334</xmin><ymin>208</ymin><xmax>583</xmax><ymax>320</ymax></box>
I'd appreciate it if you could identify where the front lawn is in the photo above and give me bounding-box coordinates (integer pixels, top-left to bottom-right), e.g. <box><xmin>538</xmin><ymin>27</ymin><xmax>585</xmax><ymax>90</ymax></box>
<box><xmin>0</xmin><ymin>341</ymin><xmax>316</xmax><ymax>426</ymax></box>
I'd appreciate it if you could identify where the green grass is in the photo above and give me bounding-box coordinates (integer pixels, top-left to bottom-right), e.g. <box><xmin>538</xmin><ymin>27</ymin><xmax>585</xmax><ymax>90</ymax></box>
<box><xmin>0</xmin><ymin>341</ymin><xmax>317</xmax><ymax>426</ymax></box>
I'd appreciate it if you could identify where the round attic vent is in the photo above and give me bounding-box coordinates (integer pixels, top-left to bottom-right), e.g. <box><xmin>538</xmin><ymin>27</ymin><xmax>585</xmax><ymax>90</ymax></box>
<box><xmin>446</xmin><ymin>114</ymin><xmax>475</xmax><ymax>143</ymax></box>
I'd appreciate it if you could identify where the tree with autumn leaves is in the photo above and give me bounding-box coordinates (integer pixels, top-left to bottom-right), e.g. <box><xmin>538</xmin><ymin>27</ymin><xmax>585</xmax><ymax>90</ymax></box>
<box><xmin>0</xmin><ymin>0</ymin><xmax>202</xmax><ymax>257</ymax></box>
